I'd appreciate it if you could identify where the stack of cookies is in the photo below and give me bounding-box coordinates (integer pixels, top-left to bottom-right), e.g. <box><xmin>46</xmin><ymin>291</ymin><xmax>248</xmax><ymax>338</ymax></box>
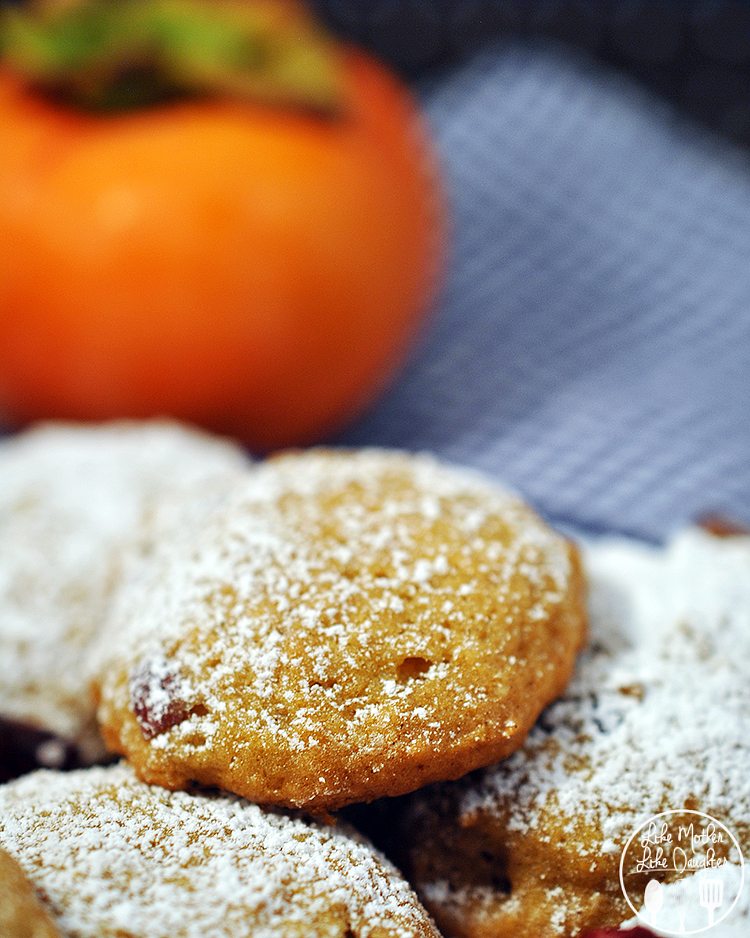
<box><xmin>0</xmin><ymin>421</ymin><xmax>747</xmax><ymax>938</ymax></box>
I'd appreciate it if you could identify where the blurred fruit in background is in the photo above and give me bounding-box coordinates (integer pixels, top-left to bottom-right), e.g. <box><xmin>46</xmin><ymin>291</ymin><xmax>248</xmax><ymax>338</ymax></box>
<box><xmin>0</xmin><ymin>0</ymin><xmax>444</xmax><ymax>450</ymax></box>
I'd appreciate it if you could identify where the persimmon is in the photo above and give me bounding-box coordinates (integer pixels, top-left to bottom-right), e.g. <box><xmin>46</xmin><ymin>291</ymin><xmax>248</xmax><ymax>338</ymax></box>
<box><xmin>0</xmin><ymin>0</ymin><xmax>444</xmax><ymax>449</ymax></box>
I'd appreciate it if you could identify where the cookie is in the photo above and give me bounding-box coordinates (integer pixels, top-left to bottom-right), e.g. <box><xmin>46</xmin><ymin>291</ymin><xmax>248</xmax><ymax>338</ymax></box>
<box><xmin>0</xmin><ymin>763</ymin><xmax>439</xmax><ymax>938</ymax></box>
<box><xmin>393</xmin><ymin>529</ymin><xmax>750</xmax><ymax>938</ymax></box>
<box><xmin>0</xmin><ymin>848</ymin><xmax>60</xmax><ymax>938</ymax></box>
<box><xmin>95</xmin><ymin>448</ymin><xmax>586</xmax><ymax>810</ymax></box>
<box><xmin>0</xmin><ymin>421</ymin><xmax>247</xmax><ymax>771</ymax></box>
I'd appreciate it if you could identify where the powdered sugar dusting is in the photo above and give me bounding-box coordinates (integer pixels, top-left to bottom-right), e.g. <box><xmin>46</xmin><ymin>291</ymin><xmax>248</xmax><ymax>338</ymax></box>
<box><xmin>0</xmin><ymin>421</ymin><xmax>247</xmax><ymax>748</ymax></box>
<box><xmin>98</xmin><ymin>449</ymin><xmax>575</xmax><ymax>785</ymax></box>
<box><xmin>459</xmin><ymin>528</ymin><xmax>750</xmax><ymax>854</ymax></box>
<box><xmin>0</xmin><ymin>763</ymin><xmax>437</xmax><ymax>938</ymax></box>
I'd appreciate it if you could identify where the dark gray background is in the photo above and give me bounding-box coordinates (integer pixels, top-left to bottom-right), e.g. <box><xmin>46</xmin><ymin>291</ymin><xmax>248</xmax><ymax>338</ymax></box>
<box><xmin>311</xmin><ymin>1</ymin><xmax>750</xmax><ymax>147</ymax></box>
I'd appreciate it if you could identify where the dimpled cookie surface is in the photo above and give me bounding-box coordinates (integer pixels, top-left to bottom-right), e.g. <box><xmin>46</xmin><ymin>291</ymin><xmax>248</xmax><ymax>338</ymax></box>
<box><xmin>0</xmin><ymin>764</ymin><xmax>439</xmax><ymax>938</ymax></box>
<box><xmin>0</xmin><ymin>421</ymin><xmax>247</xmax><ymax>763</ymax></box>
<box><xmin>96</xmin><ymin>448</ymin><xmax>586</xmax><ymax>810</ymax></box>
<box><xmin>395</xmin><ymin>529</ymin><xmax>750</xmax><ymax>938</ymax></box>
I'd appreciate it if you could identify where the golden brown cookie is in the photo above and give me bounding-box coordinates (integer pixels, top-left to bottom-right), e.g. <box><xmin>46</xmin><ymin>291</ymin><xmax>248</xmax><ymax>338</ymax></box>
<box><xmin>96</xmin><ymin>448</ymin><xmax>586</xmax><ymax>810</ymax></box>
<box><xmin>394</xmin><ymin>529</ymin><xmax>750</xmax><ymax>938</ymax></box>
<box><xmin>0</xmin><ymin>421</ymin><xmax>247</xmax><ymax>771</ymax></box>
<box><xmin>0</xmin><ymin>764</ymin><xmax>439</xmax><ymax>938</ymax></box>
<box><xmin>0</xmin><ymin>848</ymin><xmax>60</xmax><ymax>938</ymax></box>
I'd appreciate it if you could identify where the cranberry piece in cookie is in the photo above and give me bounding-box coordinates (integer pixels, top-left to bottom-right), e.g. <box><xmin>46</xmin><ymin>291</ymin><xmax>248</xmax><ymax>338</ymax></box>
<box><xmin>130</xmin><ymin>659</ymin><xmax>196</xmax><ymax>741</ymax></box>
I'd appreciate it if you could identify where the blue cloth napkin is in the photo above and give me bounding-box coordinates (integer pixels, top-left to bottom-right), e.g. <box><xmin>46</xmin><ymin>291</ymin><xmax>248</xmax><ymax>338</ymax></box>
<box><xmin>338</xmin><ymin>42</ymin><xmax>750</xmax><ymax>542</ymax></box>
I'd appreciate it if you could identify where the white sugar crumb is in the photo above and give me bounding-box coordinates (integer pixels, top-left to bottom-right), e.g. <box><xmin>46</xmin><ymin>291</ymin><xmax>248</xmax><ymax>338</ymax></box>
<box><xmin>460</xmin><ymin>528</ymin><xmax>750</xmax><ymax>855</ymax></box>
<box><xmin>98</xmin><ymin>448</ymin><xmax>574</xmax><ymax>764</ymax></box>
<box><xmin>420</xmin><ymin>879</ymin><xmax>500</xmax><ymax>919</ymax></box>
<box><xmin>0</xmin><ymin>764</ymin><xmax>436</xmax><ymax>938</ymax></box>
<box><xmin>0</xmin><ymin>421</ymin><xmax>247</xmax><ymax>746</ymax></box>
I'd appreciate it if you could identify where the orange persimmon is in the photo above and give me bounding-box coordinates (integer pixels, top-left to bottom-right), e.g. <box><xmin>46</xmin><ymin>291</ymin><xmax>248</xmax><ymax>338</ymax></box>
<box><xmin>0</xmin><ymin>1</ymin><xmax>444</xmax><ymax>449</ymax></box>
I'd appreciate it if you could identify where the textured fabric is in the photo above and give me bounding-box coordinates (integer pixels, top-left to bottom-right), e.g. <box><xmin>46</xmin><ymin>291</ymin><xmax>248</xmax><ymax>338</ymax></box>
<box><xmin>339</xmin><ymin>43</ymin><xmax>750</xmax><ymax>542</ymax></box>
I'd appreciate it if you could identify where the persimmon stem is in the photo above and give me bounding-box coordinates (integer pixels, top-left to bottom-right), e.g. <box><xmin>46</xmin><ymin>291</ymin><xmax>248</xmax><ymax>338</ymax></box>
<box><xmin>1</xmin><ymin>0</ymin><xmax>342</xmax><ymax>114</ymax></box>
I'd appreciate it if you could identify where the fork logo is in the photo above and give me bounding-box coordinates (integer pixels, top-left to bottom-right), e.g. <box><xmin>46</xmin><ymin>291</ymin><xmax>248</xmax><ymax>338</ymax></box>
<box><xmin>619</xmin><ymin>810</ymin><xmax>745</xmax><ymax>935</ymax></box>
